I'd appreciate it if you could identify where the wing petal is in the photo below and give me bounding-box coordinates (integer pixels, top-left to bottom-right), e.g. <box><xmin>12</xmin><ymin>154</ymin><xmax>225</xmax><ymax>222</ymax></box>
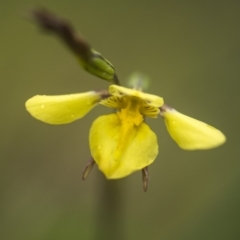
<box><xmin>162</xmin><ymin>108</ymin><xmax>226</xmax><ymax>150</ymax></box>
<box><xmin>25</xmin><ymin>91</ymin><xmax>100</xmax><ymax>124</ymax></box>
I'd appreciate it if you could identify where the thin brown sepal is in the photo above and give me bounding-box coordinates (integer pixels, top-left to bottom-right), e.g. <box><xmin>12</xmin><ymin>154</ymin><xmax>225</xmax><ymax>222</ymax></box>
<box><xmin>142</xmin><ymin>167</ymin><xmax>149</xmax><ymax>192</ymax></box>
<box><xmin>82</xmin><ymin>158</ymin><xmax>95</xmax><ymax>181</ymax></box>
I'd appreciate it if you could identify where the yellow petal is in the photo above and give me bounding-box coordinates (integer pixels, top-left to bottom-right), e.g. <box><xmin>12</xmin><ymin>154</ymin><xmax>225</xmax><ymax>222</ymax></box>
<box><xmin>109</xmin><ymin>85</ymin><xmax>164</xmax><ymax>107</ymax></box>
<box><xmin>162</xmin><ymin>108</ymin><xmax>226</xmax><ymax>150</ymax></box>
<box><xmin>89</xmin><ymin>114</ymin><xmax>158</xmax><ymax>179</ymax></box>
<box><xmin>25</xmin><ymin>91</ymin><xmax>101</xmax><ymax>124</ymax></box>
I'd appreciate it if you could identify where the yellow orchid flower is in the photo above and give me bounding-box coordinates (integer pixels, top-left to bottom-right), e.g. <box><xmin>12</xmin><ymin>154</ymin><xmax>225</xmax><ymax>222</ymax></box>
<box><xmin>26</xmin><ymin>9</ymin><xmax>226</xmax><ymax>191</ymax></box>
<box><xmin>25</xmin><ymin>84</ymin><xmax>226</xmax><ymax>183</ymax></box>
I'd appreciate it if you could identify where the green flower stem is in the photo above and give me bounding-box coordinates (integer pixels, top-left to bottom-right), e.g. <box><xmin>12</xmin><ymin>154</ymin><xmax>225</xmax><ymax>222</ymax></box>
<box><xmin>94</xmin><ymin>178</ymin><xmax>125</xmax><ymax>240</ymax></box>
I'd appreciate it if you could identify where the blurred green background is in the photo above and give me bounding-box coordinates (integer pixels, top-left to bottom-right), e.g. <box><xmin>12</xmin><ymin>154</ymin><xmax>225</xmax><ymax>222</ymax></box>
<box><xmin>1</xmin><ymin>0</ymin><xmax>240</xmax><ymax>239</ymax></box>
